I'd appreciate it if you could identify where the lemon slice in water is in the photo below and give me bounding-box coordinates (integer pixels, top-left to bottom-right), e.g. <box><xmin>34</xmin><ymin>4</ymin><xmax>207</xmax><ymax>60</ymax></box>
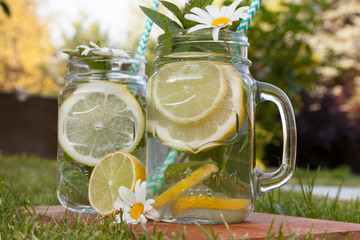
<box><xmin>88</xmin><ymin>151</ymin><xmax>145</xmax><ymax>216</ymax></box>
<box><xmin>151</xmin><ymin>61</ymin><xmax>226</xmax><ymax>123</ymax></box>
<box><xmin>172</xmin><ymin>196</ymin><xmax>251</xmax><ymax>217</ymax></box>
<box><xmin>151</xmin><ymin>64</ymin><xmax>246</xmax><ymax>153</ymax></box>
<box><xmin>58</xmin><ymin>82</ymin><xmax>144</xmax><ymax>166</ymax></box>
<box><xmin>152</xmin><ymin>163</ymin><xmax>218</xmax><ymax>210</ymax></box>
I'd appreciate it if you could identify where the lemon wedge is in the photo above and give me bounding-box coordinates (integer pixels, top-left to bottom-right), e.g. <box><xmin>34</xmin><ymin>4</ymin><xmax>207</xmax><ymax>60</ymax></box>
<box><xmin>88</xmin><ymin>151</ymin><xmax>145</xmax><ymax>216</ymax></box>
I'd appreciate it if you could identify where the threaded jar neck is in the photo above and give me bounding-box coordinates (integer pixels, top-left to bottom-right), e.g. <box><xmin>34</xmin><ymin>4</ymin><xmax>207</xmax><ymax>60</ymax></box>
<box><xmin>153</xmin><ymin>29</ymin><xmax>251</xmax><ymax>70</ymax></box>
<box><xmin>66</xmin><ymin>52</ymin><xmax>147</xmax><ymax>83</ymax></box>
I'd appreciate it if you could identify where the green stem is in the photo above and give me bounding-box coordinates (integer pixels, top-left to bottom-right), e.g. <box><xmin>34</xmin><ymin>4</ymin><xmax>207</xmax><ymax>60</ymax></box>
<box><xmin>223</xmin><ymin>30</ymin><xmax>231</xmax><ymax>54</ymax></box>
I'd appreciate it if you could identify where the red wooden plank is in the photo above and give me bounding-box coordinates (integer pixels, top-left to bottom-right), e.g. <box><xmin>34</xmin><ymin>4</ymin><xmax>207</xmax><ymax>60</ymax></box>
<box><xmin>29</xmin><ymin>206</ymin><xmax>360</xmax><ymax>239</ymax></box>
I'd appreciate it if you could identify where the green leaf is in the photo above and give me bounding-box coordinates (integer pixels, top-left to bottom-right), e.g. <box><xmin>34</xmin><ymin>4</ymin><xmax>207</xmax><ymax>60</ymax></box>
<box><xmin>63</xmin><ymin>152</ymin><xmax>74</xmax><ymax>162</ymax></box>
<box><xmin>189</xmin><ymin>0</ymin><xmax>214</xmax><ymax>10</ymax></box>
<box><xmin>140</xmin><ymin>6</ymin><xmax>182</xmax><ymax>32</ymax></box>
<box><xmin>183</xmin><ymin>0</ymin><xmax>214</xmax><ymax>28</ymax></box>
<box><xmin>161</xmin><ymin>1</ymin><xmax>186</xmax><ymax>27</ymax></box>
<box><xmin>168</xmin><ymin>21</ymin><xmax>183</xmax><ymax>32</ymax></box>
<box><xmin>0</xmin><ymin>2</ymin><xmax>10</xmax><ymax>16</ymax></box>
<box><xmin>164</xmin><ymin>161</ymin><xmax>215</xmax><ymax>183</ymax></box>
<box><xmin>192</xmin><ymin>42</ymin><xmax>229</xmax><ymax>54</ymax></box>
<box><xmin>59</xmin><ymin>159</ymin><xmax>93</xmax><ymax>205</ymax></box>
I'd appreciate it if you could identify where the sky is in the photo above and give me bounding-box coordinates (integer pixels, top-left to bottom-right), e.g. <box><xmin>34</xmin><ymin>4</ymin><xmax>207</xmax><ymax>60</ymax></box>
<box><xmin>36</xmin><ymin>0</ymin><xmax>146</xmax><ymax>47</ymax></box>
<box><xmin>35</xmin><ymin>0</ymin><xmax>188</xmax><ymax>48</ymax></box>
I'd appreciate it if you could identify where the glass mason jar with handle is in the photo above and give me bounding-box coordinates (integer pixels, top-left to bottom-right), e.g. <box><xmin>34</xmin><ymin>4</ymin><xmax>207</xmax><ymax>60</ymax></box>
<box><xmin>57</xmin><ymin>48</ymin><xmax>147</xmax><ymax>213</ymax></box>
<box><xmin>146</xmin><ymin>29</ymin><xmax>297</xmax><ymax>223</ymax></box>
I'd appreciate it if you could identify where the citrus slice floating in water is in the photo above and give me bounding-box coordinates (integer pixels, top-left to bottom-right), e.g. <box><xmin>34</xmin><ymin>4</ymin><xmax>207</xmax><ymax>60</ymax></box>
<box><xmin>58</xmin><ymin>82</ymin><xmax>144</xmax><ymax>166</ymax></box>
<box><xmin>152</xmin><ymin>163</ymin><xmax>218</xmax><ymax>210</ymax></box>
<box><xmin>151</xmin><ymin>61</ymin><xmax>226</xmax><ymax>124</ymax></box>
<box><xmin>172</xmin><ymin>196</ymin><xmax>251</xmax><ymax>217</ymax></box>
<box><xmin>150</xmin><ymin>63</ymin><xmax>246</xmax><ymax>153</ymax></box>
<box><xmin>88</xmin><ymin>151</ymin><xmax>145</xmax><ymax>216</ymax></box>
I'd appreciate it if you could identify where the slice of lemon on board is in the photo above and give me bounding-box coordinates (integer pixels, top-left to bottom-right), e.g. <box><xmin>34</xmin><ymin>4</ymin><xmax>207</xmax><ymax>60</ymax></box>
<box><xmin>58</xmin><ymin>82</ymin><xmax>144</xmax><ymax>166</ymax></box>
<box><xmin>152</xmin><ymin>163</ymin><xmax>218</xmax><ymax>210</ymax></box>
<box><xmin>151</xmin><ymin>64</ymin><xmax>246</xmax><ymax>153</ymax></box>
<box><xmin>88</xmin><ymin>151</ymin><xmax>145</xmax><ymax>216</ymax></box>
<box><xmin>172</xmin><ymin>196</ymin><xmax>251</xmax><ymax>217</ymax></box>
<box><xmin>151</xmin><ymin>61</ymin><xmax>226</xmax><ymax>124</ymax></box>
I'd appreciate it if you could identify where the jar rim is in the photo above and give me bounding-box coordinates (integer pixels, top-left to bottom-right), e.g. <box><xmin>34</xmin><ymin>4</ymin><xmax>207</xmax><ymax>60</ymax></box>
<box><xmin>68</xmin><ymin>50</ymin><xmax>146</xmax><ymax>63</ymax></box>
<box><xmin>157</xmin><ymin>29</ymin><xmax>249</xmax><ymax>46</ymax></box>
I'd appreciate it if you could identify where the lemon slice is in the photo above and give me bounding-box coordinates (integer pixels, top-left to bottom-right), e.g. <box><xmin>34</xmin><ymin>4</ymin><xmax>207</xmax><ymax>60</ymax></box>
<box><xmin>152</xmin><ymin>163</ymin><xmax>218</xmax><ymax>210</ymax></box>
<box><xmin>172</xmin><ymin>196</ymin><xmax>251</xmax><ymax>217</ymax></box>
<box><xmin>88</xmin><ymin>151</ymin><xmax>145</xmax><ymax>216</ymax></box>
<box><xmin>151</xmin><ymin>61</ymin><xmax>226</xmax><ymax>123</ymax></box>
<box><xmin>58</xmin><ymin>82</ymin><xmax>144</xmax><ymax>166</ymax></box>
<box><xmin>151</xmin><ymin>64</ymin><xmax>246</xmax><ymax>153</ymax></box>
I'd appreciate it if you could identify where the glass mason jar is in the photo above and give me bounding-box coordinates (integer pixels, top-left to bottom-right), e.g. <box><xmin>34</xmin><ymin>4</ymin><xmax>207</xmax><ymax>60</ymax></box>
<box><xmin>57</xmin><ymin>50</ymin><xmax>147</xmax><ymax>213</ymax></box>
<box><xmin>146</xmin><ymin>29</ymin><xmax>297</xmax><ymax>223</ymax></box>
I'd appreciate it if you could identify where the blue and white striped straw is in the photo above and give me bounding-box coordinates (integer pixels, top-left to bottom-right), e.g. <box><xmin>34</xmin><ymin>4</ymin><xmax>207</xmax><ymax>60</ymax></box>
<box><xmin>147</xmin><ymin>149</ymin><xmax>181</xmax><ymax>198</ymax></box>
<box><xmin>131</xmin><ymin>0</ymin><xmax>160</xmax><ymax>72</ymax></box>
<box><xmin>236</xmin><ymin>0</ymin><xmax>263</xmax><ymax>34</ymax></box>
<box><xmin>131</xmin><ymin>0</ymin><xmax>182</xmax><ymax>197</ymax></box>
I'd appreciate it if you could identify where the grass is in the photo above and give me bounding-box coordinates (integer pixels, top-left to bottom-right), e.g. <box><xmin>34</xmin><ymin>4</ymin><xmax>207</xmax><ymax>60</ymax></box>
<box><xmin>1</xmin><ymin>152</ymin><xmax>360</xmax><ymax>239</ymax></box>
<box><xmin>288</xmin><ymin>165</ymin><xmax>360</xmax><ymax>187</ymax></box>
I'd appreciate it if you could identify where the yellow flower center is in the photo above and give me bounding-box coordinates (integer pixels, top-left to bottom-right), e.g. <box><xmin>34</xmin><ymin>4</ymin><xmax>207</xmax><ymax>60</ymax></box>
<box><xmin>130</xmin><ymin>203</ymin><xmax>145</xmax><ymax>220</ymax></box>
<box><xmin>212</xmin><ymin>17</ymin><xmax>231</xmax><ymax>27</ymax></box>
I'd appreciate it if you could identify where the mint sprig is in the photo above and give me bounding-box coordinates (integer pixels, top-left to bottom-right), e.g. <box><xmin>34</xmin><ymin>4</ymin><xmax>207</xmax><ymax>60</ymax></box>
<box><xmin>140</xmin><ymin>5</ymin><xmax>182</xmax><ymax>32</ymax></box>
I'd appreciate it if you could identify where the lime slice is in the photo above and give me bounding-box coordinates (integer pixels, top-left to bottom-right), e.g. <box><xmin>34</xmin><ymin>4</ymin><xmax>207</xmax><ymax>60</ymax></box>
<box><xmin>58</xmin><ymin>82</ymin><xmax>144</xmax><ymax>166</ymax></box>
<box><xmin>150</xmin><ymin>64</ymin><xmax>246</xmax><ymax>153</ymax></box>
<box><xmin>88</xmin><ymin>151</ymin><xmax>145</xmax><ymax>216</ymax></box>
<box><xmin>152</xmin><ymin>163</ymin><xmax>218</xmax><ymax>210</ymax></box>
<box><xmin>172</xmin><ymin>196</ymin><xmax>251</xmax><ymax>217</ymax></box>
<box><xmin>151</xmin><ymin>61</ymin><xmax>226</xmax><ymax>123</ymax></box>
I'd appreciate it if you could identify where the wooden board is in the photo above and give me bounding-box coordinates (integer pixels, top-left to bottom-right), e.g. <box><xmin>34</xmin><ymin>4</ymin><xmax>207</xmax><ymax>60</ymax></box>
<box><xmin>30</xmin><ymin>205</ymin><xmax>360</xmax><ymax>239</ymax></box>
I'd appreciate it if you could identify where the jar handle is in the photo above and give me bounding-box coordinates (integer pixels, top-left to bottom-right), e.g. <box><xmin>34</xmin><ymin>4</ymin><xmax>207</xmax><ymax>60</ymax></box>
<box><xmin>254</xmin><ymin>81</ymin><xmax>297</xmax><ymax>196</ymax></box>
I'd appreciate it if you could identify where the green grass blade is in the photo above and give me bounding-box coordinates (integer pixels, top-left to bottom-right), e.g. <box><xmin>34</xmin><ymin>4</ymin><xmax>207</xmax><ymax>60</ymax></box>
<box><xmin>195</xmin><ymin>222</ymin><xmax>212</xmax><ymax>240</ymax></box>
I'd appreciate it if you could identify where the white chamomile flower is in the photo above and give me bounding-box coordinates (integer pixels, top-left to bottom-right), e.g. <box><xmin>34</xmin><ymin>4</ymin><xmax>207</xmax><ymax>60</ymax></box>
<box><xmin>184</xmin><ymin>0</ymin><xmax>249</xmax><ymax>41</ymax></box>
<box><xmin>75</xmin><ymin>41</ymin><xmax>129</xmax><ymax>57</ymax></box>
<box><xmin>114</xmin><ymin>179</ymin><xmax>160</xmax><ymax>224</ymax></box>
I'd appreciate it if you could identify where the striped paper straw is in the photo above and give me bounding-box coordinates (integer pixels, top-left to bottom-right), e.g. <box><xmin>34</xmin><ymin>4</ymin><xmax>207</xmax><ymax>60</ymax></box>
<box><xmin>236</xmin><ymin>0</ymin><xmax>263</xmax><ymax>34</ymax></box>
<box><xmin>131</xmin><ymin>0</ymin><xmax>160</xmax><ymax>72</ymax></box>
<box><xmin>131</xmin><ymin>0</ymin><xmax>182</xmax><ymax>197</ymax></box>
<box><xmin>147</xmin><ymin>149</ymin><xmax>181</xmax><ymax>198</ymax></box>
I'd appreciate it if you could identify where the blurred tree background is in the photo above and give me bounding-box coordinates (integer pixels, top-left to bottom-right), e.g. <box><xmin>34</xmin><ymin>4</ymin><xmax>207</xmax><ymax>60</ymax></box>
<box><xmin>0</xmin><ymin>0</ymin><xmax>359</xmax><ymax>172</ymax></box>
<box><xmin>0</xmin><ymin>0</ymin><xmax>60</xmax><ymax>98</ymax></box>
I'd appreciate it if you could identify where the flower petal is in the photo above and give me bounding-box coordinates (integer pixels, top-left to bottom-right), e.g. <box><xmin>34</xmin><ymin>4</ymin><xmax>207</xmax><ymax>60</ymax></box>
<box><xmin>184</xmin><ymin>13</ymin><xmax>211</xmax><ymax>25</ymax></box>
<box><xmin>220</xmin><ymin>6</ymin><xmax>228</xmax><ymax>17</ymax></box>
<box><xmin>139</xmin><ymin>214</ymin><xmax>147</xmax><ymax>224</ymax></box>
<box><xmin>89</xmin><ymin>41</ymin><xmax>100</xmax><ymax>49</ymax></box>
<box><xmin>119</xmin><ymin>186</ymin><xmax>136</xmax><ymax>206</ymax></box>
<box><xmin>226</xmin><ymin>0</ymin><xmax>242</xmax><ymax>17</ymax></box>
<box><xmin>122</xmin><ymin>212</ymin><xmax>132</xmax><ymax>222</ymax></box>
<box><xmin>145</xmin><ymin>208</ymin><xmax>160</xmax><ymax>221</ymax></box>
<box><xmin>135</xmin><ymin>181</ymin><xmax>146</xmax><ymax>204</ymax></box>
<box><xmin>187</xmin><ymin>24</ymin><xmax>211</xmax><ymax>33</ymax></box>
<box><xmin>213</xmin><ymin>5</ymin><xmax>221</xmax><ymax>19</ymax></box>
<box><xmin>115</xmin><ymin>214</ymin><xmax>122</xmax><ymax>223</ymax></box>
<box><xmin>205</xmin><ymin>5</ymin><xmax>218</xmax><ymax>19</ymax></box>
<box><xmin>123</xmin><ymin>205</ymin><xmax>131</xmax><ymax>213</ymax></box>
<box><xmin>145</xmin><ymin>199</ymin><xmax>155</xmax><ymax>205</ymax></box>
<box><xmin>233</xmin><ymin>7</ymin><xmax>250</xmax><ymax>20</ymax></box>
<box><xmin>135</xmin><ymin>179</ymin><xmax>141</xmax><ymax>193</ymax></box>
<box><xmin>113</xmin><ymin>198</ymin><xmax>126</xmax><ymax>210</ymax></box>
<box><xmin>190</xmin><ymin>7</ymin><xmax>214</xmax><ymax>23</ymax></box>
<box><xmin>212</xmin><ymin>27</ymin><xmax>220</xmax><ymax>41</ymax></box>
